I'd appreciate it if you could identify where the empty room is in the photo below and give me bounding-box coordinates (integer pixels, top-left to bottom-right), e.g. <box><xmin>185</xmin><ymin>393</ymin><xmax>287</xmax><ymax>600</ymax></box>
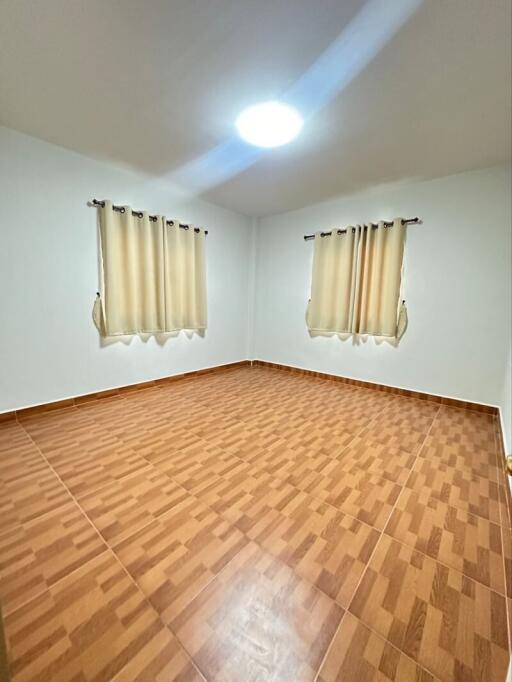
<box><xmin>0</xmin><ymin>1</ymin><xmax>511</xmax><ymax>681</ymax></box>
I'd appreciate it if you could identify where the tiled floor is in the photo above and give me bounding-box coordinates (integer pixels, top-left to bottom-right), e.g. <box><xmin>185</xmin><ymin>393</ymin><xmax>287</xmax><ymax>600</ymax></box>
<box><xmin>0</xmin><ymin>366</ymin><xmax>510</xmax><ymax>681</ymax></box>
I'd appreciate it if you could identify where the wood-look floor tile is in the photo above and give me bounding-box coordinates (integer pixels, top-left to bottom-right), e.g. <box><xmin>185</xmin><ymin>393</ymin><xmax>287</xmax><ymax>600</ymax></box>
<box><xmin>203</xmin><ymin>421</ymin><xmax>290</xmax><ymax>461</ymax></box>
<box><xmin>50</xmin><ymin>447</ymin><xmax>149</xmax><ymax>497</ymax></box>
<box><xmin>349</xmin><ymin>535</ymin><xmax>509</xmax><ymax>681</ymax></box>
<box><xmin>186</xmin><ymin>411</ymin><xmax>250</xmax><ymax>442</ymax></box>
<box><xmin>250</xmin><ymin>492</ymin><xmax>380</xmax><ymax>607</ymax></box>
<box><xmin>129</xmin><ymin>381</ymin><xmax>200</xmax><ymax>408</ymax></box>
<box><xmin>114</xmin><ymin>496</ymin><xmax>248</xmax><ymax>625</ymax></box>
<box><xmin>0</xmin><ymin>422</ymin><xmax>48</xmax><ymax>484</ymax></box>
<box><xmin>437</xmin><ymin>404</ymin><xmax>496</xmax><ymax>425</ymax></box>
<box><xmin>329</xmin><ymin>472</ymin><xmax>401</xmax><ymax>531</ymax></box>
<box><xmin>318</xmin><ymin>613</ymin><xmax>435</xmax><ymax>682</ymax></box>
<box><xmin>79</xmin><ymin>396</ymin><xmax>172</xmax><ymax>457</ymax></box>
<box><xmin>356</xmin><ymin>421</ymin><xmax>428</xmax><ymax>455</ymax></box>
<box><xmin>407</xmin><ymin>458</ymin><xmax>501</xmax><ymax>523</ymax></box>
<box><xmin>113</xmin><ymin>627</ymin><xmax>204</xmax><ymax>681</ymax></box>
<box><xmin>276</xmin><ymin>425</ymin><xmax>355</xmax><ymax>458</ymax></box>
<box><xmin>259</xmin><ymin>448</ymin><xmax>337</xmax><ymax>482</ymax></box>
<box><xmin>170</xmin><ymin>541</ymin><xmax>344</xmax><ymax>682</ymax></box>
<box><xmin>139</xmin><ymin>419</ymin><xmax>205</xmax><ymax>461</ymax></box>
<box><xmin>284</xmin><ymin>463</ymin><xmax>401</xmax><ymax>531</ymax></box>
<box><xmin>19</xmin><ymin>407</ymin><xmax>103</xmax><ymax>455</ymax></box>
<box><xmin>0</xmin><ymin>423</ymin><xmax>74</xmax><ymax>532</ymax></box>
<box><xmin>0</xmin><ymin>501</ymin><xmax>106</xmax><ymax>615</ymax></box>
<box><xmin>379</xmin><ymin>399</ymin><xmax>439</xmax><ymax>424</ymax></box>
<box><xmin>142</xmin><ymin>436</ymin><xmax>221</xmax><ymax>469</ymax></box>
<box><xmin>235</xmin><ymin>439</ymin><xmax>300</xmax><ymax>468</ymax></box>
<box><xmin>418</xmin><ymin>437</ymin><xmax>499</xmax><ymax>482</ymax></box>
<box><xmin>508</xmin><ymin>598</ymin><xmax>512</xmax><ymax>653</ymax></box>
<box><xmin>154</xmin><ymin>443</ymin><xmax>248</xmax><ymax>495</ymax></box>
<box><xmin>82</xmin><ymin>394</ymin><xmax>205</xmax><ymax>461</ymax></box>
<box><xmin>4</xmin><ymin>552</ymin><xmax>192</xmax><ymax>681</ymax></box>
<box><xmin>78</xmin><ymin>465</ymin><xmax>190</xmax><ymax>546</ymax></box>
<box><xmin>357</xmin><ymin>406</ymin><xmax>437</xmax><ymax>455</ymax></box>
<box><xmin>3</xmin><ymin>368</ymin><xmax>509</xmax><ymax>679</ymax></box>
<box><xmin>429</xmin><ymin>407</ymin><xmax>496</xmax><ymax>453</ymax></box>
<box><xmin>0</xmin><ymin>466</ymin><xmax>72</xmax><ymax>535</ymax></box>
<box><xmin>335</xmin><ymin>437</ymin><xmax>416</xmax><ymax>485</ymax></box>
<box><xmin>385</xmin><ymin>488</ymin><xmax>505</xmax><ymax>593</ymax></box>
<box><xmin>22</xmin><ymin>411</ymin><xmax>148</xmax><ymax>498</ymax></box>
<box><xmin>331</xmin><ymin>410</ymin><xmax>388</xmax><ymax>436</ymax></box>
<box><xmin>197</xmin><ymin>465</ymin><xmax>308</xmax><ymax>537</ymax></box>
<box><xmin>21</xmin><ymin>408</ymin><xmax>149</xmax><ymax>497</ymax></box>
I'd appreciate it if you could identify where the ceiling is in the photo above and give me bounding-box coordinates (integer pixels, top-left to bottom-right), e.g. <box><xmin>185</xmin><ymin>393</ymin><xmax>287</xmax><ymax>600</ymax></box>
<box><xmin>0</xmin><ymin>0</ymin><xmax>510</xmax><ymax>217</ymax></box>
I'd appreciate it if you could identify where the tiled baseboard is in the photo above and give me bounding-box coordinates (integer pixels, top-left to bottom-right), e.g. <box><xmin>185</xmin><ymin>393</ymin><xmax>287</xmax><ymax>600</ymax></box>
<box><xmin>0</xmin><ymin>356</ymin><xmax>500</xmax><ymax>422</ymax></box>
<box><xmin>1</xmin><ymin>355</ymin><xmax>510</xmax><ymax>526</ymax></box>
<box><xmin>252</xmin><ymin>359</ymin><xmax>512</xmax><ymax>524</ymax></box>
<box><xmin>494</xmin><ymin>418</ymin><xmax>512</xmax><ymax>528</ymax></box>
<box><xmin>251</xmin><ymin>359</ymin><xmax>498</xmax><ymax>414</ymax></box>
<box><xmin>0</xmin><ymin>360</ymin><xmax>251</xmax><ymax>422</ymax></box>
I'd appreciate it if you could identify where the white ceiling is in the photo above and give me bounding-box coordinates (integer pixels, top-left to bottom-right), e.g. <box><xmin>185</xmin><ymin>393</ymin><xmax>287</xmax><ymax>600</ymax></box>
<box><xmin>0</xmin><ymin>0</ymin><xmax>510</xmax><ymax>217</ymax></box>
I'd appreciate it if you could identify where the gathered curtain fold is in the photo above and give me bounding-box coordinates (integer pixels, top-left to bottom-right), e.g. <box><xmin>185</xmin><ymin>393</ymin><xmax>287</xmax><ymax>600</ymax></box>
<box><xmin>94</xmin><ymin>201</ymin><xmax>207</xmax><ymax>336</ymax></box>
<box><xmin>164</xmin><ymin>219</ymin><xmax>207</xmax><ymax>332</ymax></box>
<box><xmin>306</xmin><ymin>218</ymin><xmax>406</xmax><ymax>338</ymax></box>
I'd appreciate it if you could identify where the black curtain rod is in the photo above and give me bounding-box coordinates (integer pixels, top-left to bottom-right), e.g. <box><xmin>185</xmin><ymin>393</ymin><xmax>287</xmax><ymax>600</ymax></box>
<box><xmin>303</xmin><ymin>217</ymin><xmax>421</xmax><ymax>241</ymax></box>
<box><xmin>90</xmin><ymin>199</ymin><xmax>208</xmax><ymax>235</ymax></box>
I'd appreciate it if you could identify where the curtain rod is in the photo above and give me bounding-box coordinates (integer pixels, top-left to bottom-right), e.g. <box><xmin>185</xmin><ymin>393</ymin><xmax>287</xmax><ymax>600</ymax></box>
<box><xmin>303</xmin><ymin>217</ymin><xmax>421</xmax><ymax>241</ymax></box>
<box><xmin>89</xmin><ymin>199</ymin><xmax>208</xmax><ymax>235</ymax></box>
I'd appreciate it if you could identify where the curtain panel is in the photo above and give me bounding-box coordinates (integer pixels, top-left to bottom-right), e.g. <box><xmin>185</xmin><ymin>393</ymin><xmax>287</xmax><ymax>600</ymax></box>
<box><xmin>94</xmin><ymin>201</ymin><xmax>207</xmax><ymax>336</ymax></box>
<box><xmin>306</xmin><ymin>218</ymin><xmax>407</xmax><ymax>338</ymax></box>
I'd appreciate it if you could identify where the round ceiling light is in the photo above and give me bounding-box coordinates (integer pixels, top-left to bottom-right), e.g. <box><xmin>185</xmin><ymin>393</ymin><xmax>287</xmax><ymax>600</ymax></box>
<box><xmin>235</xmin><ymin>101</ymin><xmax>303</xmax><ymax>148</ymax></box>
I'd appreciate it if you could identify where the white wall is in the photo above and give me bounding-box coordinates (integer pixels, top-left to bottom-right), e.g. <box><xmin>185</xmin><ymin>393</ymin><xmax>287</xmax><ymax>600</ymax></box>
<box><xmin>1</xmin><ymin>126</ymin><xmax>510</xmax><ymax>423</ymax></box>
<box><xmin>0</xmin><ymin>126</ymin><xmax>252</xmax><ymax>413</ymax></box>
<box><xmin>253</xmin><ymin>165</ymin><xmax>512</xmax><ymax>409</ymax></box>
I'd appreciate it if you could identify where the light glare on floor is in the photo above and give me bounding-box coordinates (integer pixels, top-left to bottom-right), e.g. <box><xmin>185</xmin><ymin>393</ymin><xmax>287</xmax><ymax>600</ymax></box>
<box><xmin>235</xmin><ymin>101</ymin><xmax>303</xmax><ymax>148</ymax></box>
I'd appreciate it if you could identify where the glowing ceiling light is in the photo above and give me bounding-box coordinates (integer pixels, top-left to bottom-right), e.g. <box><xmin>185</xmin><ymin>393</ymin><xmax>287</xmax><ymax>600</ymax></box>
<box><xmin>235</xmin><ymin>101</ymin><xmax>303</xmax><ymax>148</ymax></box>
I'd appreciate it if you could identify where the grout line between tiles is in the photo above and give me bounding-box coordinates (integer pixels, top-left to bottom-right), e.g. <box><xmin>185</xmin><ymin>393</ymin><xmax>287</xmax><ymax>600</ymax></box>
<box><xmin>349</xmin><ymin>404</ymin><xmax>509</xmax><ymax>675</ymax></box>
<box><xmin>9</xmin><ymin>396</ymin><xmax>504</xmax><ymax>576</ymax></box>
<box><xmin>311</xmin><ymin>405</ymin><xmax>437</xmax><ymax>679</ymax></box>
<box><xmin>381</xmin><ymin>530</ymin><xmax>508</xmax><ymax>595</ymax></box>
<box><xmin>2</xmin><ymin>370</ymin><xmax>504</xmax><ymax>680</ymax></box>
<box><xmin>353</xmin><ymin>405</ymin><xmax>442</xmax><ymax>597</ymax></box>
<box><xmin>110</xmin><ymin>395</ymin><xmax>399</xmax><ymax>679</ymax></box>
<box><xmin>105</xmin><ymin>543</ymin><xmax>207</xmax><ymax>682</ymax></box>
<box><xmin>285</xmin><ymin>420</ymin><xmax>508</xmax><ymax>530</ymax></box>
<box><xmin>19</xmin><ymin>393</ymin><xmax>502</xmax><ymax>617</ymax></box>
<box><xmin>313</xmin><ymin>403</ymin><xmax>442</xmax><ymax>681</ymax></box>
<box><xmin>316</xmin><ymin>612</ymin><xmax>444</xmax><ymax>682</ymax></box>
<box><xmin>216</xmin><ymin>416</ymin><xmax>510</xmax><ymax>597</ymax></box>
<box><xmin>12</xmin><ymin>420</ymin><xmax>209</xmax><ymax>682</ymax></box>
<box><xmin>0</xmin><ymin>426</ymin><xmax>126</xmax><ymax>619</ymax></box>
<box><xmin>18</xmin><ymin>398</ymin><xmax>207</xmax><ymax>503</ymax></box>
<box><xmin>64</xmin><ymin>407</ymin><xmax>251</xmax><ymax>680</ymax></box>
<box><xmin>0</xmin><ymin>466</ymin><xmax>142</xmax><ymax>544</ymax></box>
<box><xmin>0</xmin><ymin>547</ymin><xmax>112</xmax><ymax>619</ymax></box>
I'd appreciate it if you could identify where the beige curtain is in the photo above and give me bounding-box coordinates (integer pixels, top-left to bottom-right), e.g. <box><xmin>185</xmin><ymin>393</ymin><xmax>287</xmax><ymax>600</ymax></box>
<box><xmin>164</xmin><ymin>220</ymin><xmax>207</xmax><ymax>332</ymax></box>
<box><xmin>306</xmin><ymin>218</ymin><xmax>406</xmax><ymax>338</ymax></box>
<box><xmin>94</xmin><ymin>201</ymin><xmax>207</xmax><ymax>336</ymax></box>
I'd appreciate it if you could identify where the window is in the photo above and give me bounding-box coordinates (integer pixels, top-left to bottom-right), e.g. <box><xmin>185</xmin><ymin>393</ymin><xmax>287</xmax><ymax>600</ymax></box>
<box><xmin>306</xmin><ymin>218</ymin><xmax>407</xmax><ymax>339</ymax></box>
<box><xmin>93</xmin><ymin>201</ymin><xmax>207</xmax><ymax>336</ymax></box>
